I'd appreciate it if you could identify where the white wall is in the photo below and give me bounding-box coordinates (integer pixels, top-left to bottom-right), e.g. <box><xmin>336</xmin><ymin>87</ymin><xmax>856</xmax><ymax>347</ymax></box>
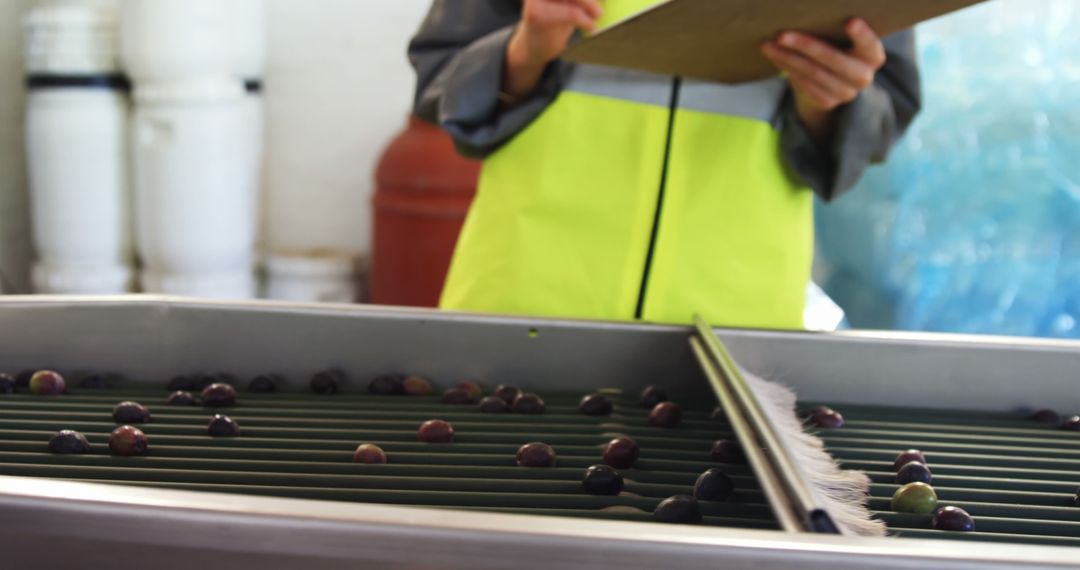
<box><xmin>0</xmin><ymin>0</ymin><xmax>34</xmax><ymax>293</ymax></box>
<box><xmin>261</xmin><ymin>0</ymin><xmax>430</xmax><ymax>261</ymax></box>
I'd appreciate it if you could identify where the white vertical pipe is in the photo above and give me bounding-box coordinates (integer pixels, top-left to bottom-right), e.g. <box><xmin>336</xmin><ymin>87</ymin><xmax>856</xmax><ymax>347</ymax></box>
<box><xmin>24</xmin><ymin>0</ymin><xmax>133</xmax><ymax>294</ymax></box>
<box><xmin>120</xmin><ymin>0</ymin><xmax>266</xmax><ymax>299</ymax></box>
<box><xmin>132</xmin><ymin>81</ymin><xmax>261</xmax><ymax>298</ymax></box>
<box><xmin>26</xmin><ymin>86</ymin><xmax>133</xmax><ymax>293</ymax></box>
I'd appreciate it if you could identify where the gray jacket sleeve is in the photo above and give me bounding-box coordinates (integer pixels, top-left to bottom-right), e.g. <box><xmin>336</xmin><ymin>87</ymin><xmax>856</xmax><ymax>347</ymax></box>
<box><xmin>408</xmin><ymin>0</ymin><xmax>566</xmax><ymax>158</ymax></box>
<box><xmin>780</xmin><ymin>31</ymin><xmax>922</xmax><ymax>201</ymax></box>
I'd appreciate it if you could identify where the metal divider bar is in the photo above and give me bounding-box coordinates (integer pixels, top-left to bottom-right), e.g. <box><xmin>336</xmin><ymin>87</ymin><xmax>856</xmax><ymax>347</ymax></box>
<box><xmin>691</xmin><ymin>315</ymin><xmax>839</xmax><ymax>534</ymax></box>
<box><xmin>689</xmin><ymin>335</ymin><xmax>801</xmax><ymax>532</ymax></box>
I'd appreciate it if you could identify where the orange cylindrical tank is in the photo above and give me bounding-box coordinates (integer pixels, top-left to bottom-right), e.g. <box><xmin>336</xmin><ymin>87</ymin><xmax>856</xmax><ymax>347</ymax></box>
<box><xmin>371</xmin><ymin>115</ymin><xmax>482</xmax><ymax>307</ymax></box>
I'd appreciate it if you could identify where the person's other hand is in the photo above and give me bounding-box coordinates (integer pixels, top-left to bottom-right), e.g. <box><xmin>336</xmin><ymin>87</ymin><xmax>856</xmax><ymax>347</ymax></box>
<box><xmin>504</xmin><ymin>0</ymin><xmax>603</xmax><ymax>100</ymax></box>
<box><xmin>761</xmin><ymin>18</ymin><xmax>887</xmax><ymax>143</ymax></box>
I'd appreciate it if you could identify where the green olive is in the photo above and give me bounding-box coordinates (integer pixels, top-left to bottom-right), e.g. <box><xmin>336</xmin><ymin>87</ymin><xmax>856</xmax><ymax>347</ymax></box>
<box><xmin>891</xmin><ymin>482</ymin><xmax>939</xmax><ymax>514</ymax></box>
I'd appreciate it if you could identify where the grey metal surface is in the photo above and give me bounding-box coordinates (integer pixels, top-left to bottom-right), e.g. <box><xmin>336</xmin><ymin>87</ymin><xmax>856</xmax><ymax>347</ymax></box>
<box><xmin>721</xmin><ymin>328</ymin><xmax>1080</xmax><ymax>412</ymax></box>
<box><xmin>2</xmin><ymin>477</ymin><xmax>1077</xmax><ymax>570</ymax></box>
<box><xmin>1</xmin><ymin>296</ymin><xmax>1080</xmax><ymax>569</ymax></box>
<box><xmin>0</xmin><ymin>295</ymin><xmax>1078</xmax><ymax>411</ymax></box>
<box><xmin>0</xmin><ymin>295</ymin><xmax>709</xmax><ymax>401</ymax></box>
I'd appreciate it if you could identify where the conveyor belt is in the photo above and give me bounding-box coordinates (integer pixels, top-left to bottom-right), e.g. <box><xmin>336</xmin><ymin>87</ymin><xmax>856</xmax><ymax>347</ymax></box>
<box><xmin>0</xmin><ymin>384</ymin><xmax>775</xmax><ymax>530</ymax></box>
<box><xmin>4</xmin><ymin>384</ymin><xmax>1079</xmax><ymax>546</ymax></box>
<box><xmin>808</xmin><ymin>403</ymin><xmax>1080</xmax><ymax>547</ymax></box>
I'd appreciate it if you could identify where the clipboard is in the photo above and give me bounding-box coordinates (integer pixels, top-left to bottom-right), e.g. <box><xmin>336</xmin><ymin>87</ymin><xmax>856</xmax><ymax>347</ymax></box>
<box><xmin>563</xmin><ymin>0</ymin><xmax>985</xmax><ymax>84</ymax></box>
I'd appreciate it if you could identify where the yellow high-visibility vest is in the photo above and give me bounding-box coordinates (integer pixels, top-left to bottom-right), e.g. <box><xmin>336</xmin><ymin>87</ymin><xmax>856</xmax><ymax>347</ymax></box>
<box><xmin>440</xmin><ymin>0</ymin><xmax>814</xmax><ymax>329</ymax></box>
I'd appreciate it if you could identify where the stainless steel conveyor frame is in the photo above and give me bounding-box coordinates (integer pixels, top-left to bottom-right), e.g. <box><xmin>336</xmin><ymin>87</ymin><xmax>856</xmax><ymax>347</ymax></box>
<box><xmin>0</xmin><ymin>296</ymin><xmax>1077</xmax><ymax>570</ymax></box>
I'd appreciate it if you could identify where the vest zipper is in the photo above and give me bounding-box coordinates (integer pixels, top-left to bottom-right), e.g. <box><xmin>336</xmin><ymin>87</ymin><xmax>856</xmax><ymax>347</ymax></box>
<box><xmin>634</xmin><ymin>77</ymin><xmax>682</xmax><ymax>320</ymax></box>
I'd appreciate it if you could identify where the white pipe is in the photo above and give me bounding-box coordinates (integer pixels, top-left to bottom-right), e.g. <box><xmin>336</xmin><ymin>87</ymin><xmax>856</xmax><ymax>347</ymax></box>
<box><xmin>120</xmin><ymin>0</ymin><xmax>265</xmax><ymax>83</ymax></box>
<box><xmin>132</xmin><ymin>80</ymin><xmax>262</xmax><ymax>298</ymax></box>
<box><xmin>24</xmin><ymin>0</ymin><xmax>133</xmax><ymax>294</ymax></box>
<box><xmin>26</xmin><ymin>86</ymin><xmax>133</xmax><ymax>294</ymax></box>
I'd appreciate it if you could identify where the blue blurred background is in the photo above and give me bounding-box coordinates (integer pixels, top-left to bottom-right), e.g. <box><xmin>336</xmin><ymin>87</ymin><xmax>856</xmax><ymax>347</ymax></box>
<box><xmin>815</xmin><ymin>0</ymin><xmax>1080</xmax><ymax>338</ymax></box>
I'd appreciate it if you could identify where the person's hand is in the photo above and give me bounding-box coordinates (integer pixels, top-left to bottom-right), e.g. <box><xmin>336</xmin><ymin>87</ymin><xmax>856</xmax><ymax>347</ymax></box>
<box><xmin>503</xmin><ymin>0</ymin><xmax>604</xmax><ymax>101</ymax></box>
<box><xmin>761</xmin><ymin>19</ymin><xmax>887</xmax><ymax>143</ymax></box>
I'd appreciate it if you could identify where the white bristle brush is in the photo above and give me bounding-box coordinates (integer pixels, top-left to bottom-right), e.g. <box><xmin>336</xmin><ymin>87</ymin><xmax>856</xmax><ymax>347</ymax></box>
<box><xmin>741</xmin><ymin>369</ymin><xmax>887</xmax><ymax>537</ymax></box>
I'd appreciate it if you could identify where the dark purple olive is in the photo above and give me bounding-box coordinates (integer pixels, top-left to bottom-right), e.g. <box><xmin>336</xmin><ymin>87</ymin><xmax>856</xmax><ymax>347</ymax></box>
<box><xmin>694</xmin><ymin>468</ymin><xmax>735</xmax><ymax>501</ymax></box>
<box><xmin>932</xmin><ymin>506</ymin><xmax>975</xmax><ymax>532</ymax></box>
<box><xmin>167</xmin><ymin>390</ymin><xmax>196</xmax><ymax>406</ymax></box>
<box><xmin>78</xmin><ymin>375</ymin><xmax>107</xmax><ymax>389</ymax></box>
<box><xmin>417</xmin><ymin>419</ymin><xmax>454</xmax><ymax>443</ymax></box>
<box><xmin>369</xmin><ymin>374</ymin><xmax>404</xmax><ymax>395</ymax></box>
<box><xmin>201</xmin><ymin>383</ymin><xmax>237</xmax><ymax>407</ymax></box>
<box><xmin>511</xmin><ymin>393</ymin><xmax>546</xmax><ymax>415</ymax></box>
<box><xmin>0</xmin><ymin>373</ymin><xmax>15</xmax><ymax>394</ymax></box>
<box><xmin>478</xmin><ymin>396</ymin><xmax>509</xmax><ymax>413</ymax></box>
<box><xmin>402</xmin><ymin>375</ymin><xmax>433</xmax><ymax>396</ymax></box>
<box><xmin>1074</xmin><ymin>488</ymin><xmax>1080</xmax><ymax>507</ymax></box>
<box><xmin>112</xmin><ymin>401</ymin><xmax>151</xmax><ymax>424</ymax></box>
<box><xmin>310</xmin><ymin>370</ymin><xmax>342</xmax><ymax>394</ymax></box>
<box><xmin>602</xmin><ymin>437</ymin><xmax>639</xmax><ymax>469</ymax></box>
<box><xmin>167</xmin><ymin>376</ymin><xmax>195</xmax><ymax>391</ymax></box>
<box><xmin>803</xmin><ymin>405</ymin><xmax>833</xmax><ymax>418</ymax></box>
<box><xmin>516</xmin><ymin>442</ymin><xmax>556</xmax><ymax>467</ymax></box>
<box><xmin>48</xmin><ymin>430</ymin><xmax>90</xmax><ymax>454</ymax></box>
<box><xmin>578</xmin><ymin>394</ymin><xmax>613</xmax><ymax>416</ymax></box>
<box><xmin>893</xmin><ymin>449</ymin><xmax>927</xmax><ymax>471</ymax></box>
<box><xmin>248</xmin><ymin>375</ymin><xmax>278</xmax><ymax>393</ymax></box>
<box><xmin>710</xmin><ymin>439</ymin><xmax>746</xmax><ymax>464</ymax></box>
<box><xmin>653</xmin><ymin>495</ymin><xmax>702</xmax><ymax>524</ymax></box>
<box><xmin>207</xmin><ymin>414</ymin><xmax>240</xmax><ymax>437</ymax></box>
<box><xmin>640</xmin><ymin>385</ymin><xmax>668</xmax><ymax>409</ymax></box>
<box><xmin>647</xmin><ymin>402</ymin><xmax>682</xmax><ymax>428</ymax></box>
<box><xmin>494</xmin><ymin>384</ymin><xmax>521</xmax><ymax>405</ymax></box>
<box><xmin>808</xmin><ymin>408</ymin><xmax>845</xmax><ymax>428</ymax></box>
<box><xmin>442</xmin><ymin>387</ymin><xmax>475</xmax><ymax>405</ymax></box>
<box><xmin>582</xmin><ymin>465</ymin><xmax>623</xmax><ymax>495</ymax></box>
<box><xmin>353</xmin><ymin>443</ymin><xmax>388</xmax><ymax>464</ymax></box>
<box><xmin>1031</xmin><ymin>408</ymin><xmax>1061</xmax><ymax>425</ymax></box>
<box><xmin>1063</xmin><ymin>416</ymin><xmax>1080</xmax><ymax>431</ymax></box>
<box><xmin>109</xmin><ymin>425</ymin><xmax>148</xmax><ymax>456</ymax></box>
<box><xmin>456</xmin><ymin>381</ymin><xmax>483</xmax><ymax>400</ymax></box>
<box><xmin>897</xmin><ymin>461</ymin><xmax>933</xmax><ymax>485</ymax></box>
